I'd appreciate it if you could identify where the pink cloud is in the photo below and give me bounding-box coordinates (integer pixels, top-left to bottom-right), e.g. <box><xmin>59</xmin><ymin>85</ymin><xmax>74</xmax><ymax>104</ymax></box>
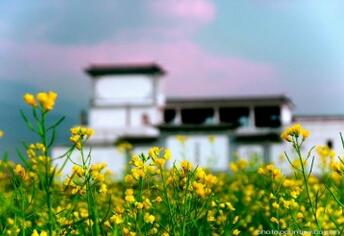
<box><xmin>150</xmin><ymin>0</ymin><xmax>216</xmax><ymax>24</ymax></box>
<box><xmin>0</xmin><ymin>39</ymin><xmax>279</xmax><ymax>98</ymax></box>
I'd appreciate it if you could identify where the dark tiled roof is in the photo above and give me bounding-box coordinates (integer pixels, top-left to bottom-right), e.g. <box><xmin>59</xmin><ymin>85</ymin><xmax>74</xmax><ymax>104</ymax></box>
<box><xmin>166</xmin><ymin>95</ymin><xmax>292</xmax><ymax>107</ymax></box>
<box><xmin>85</xmin><ymin>63</ymin><xmax>165</xmax><ymax>77</ymax></box>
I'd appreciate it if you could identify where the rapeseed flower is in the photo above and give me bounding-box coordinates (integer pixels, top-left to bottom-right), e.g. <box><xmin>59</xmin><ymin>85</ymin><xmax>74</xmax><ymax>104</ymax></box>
<box><xmin>208</xmin><ymin>135</ymin><xmax>216</xmax><ymax>143</ymax></box>
<box><xmin>116</xmin><ymin>141</ymin><xmax>133</xmax><ymax>153</ymax></box>
<box><xmin>24</xmin><ymin>91</ymin><xmax>57</xmax><ymax>111</ymax></box>
<box><xmin>232</xmin><ymin>229</ymin><xmax>240</xmax><ymax>236</ymax></box>
<box><xmin>181</xmin><ymin>160</ymin><xmax>192</xmax><ymax>172</ymax></box>
<box><xmin>36</xmin><ymin>91</ymin><xmax>57</xmax><ymax>111</ymax></box>
<box><xmin>143</xmin><ymin>213</ymin><xmax>155</xmax><ymax>224</ymax></box>
<box><xmin>176</xmin><ymin>135</ymin><xmax>188</xmax><ymax>144</ymax></box>
<box><xmin>281</xmin><ymin>123</ymin><xmax>310</xmax><ymax>142</ymax></box>
<box><xmin>69</xmin><ymin>126</ymin><xmax>95</xmax><ymax>149</ymax></box>
<box><xmin>23</xmin><ymin>93</ymin><xmax>37</xmax><ymax>107</ymax></box>
<box><xmin>317</xmin><ymin>145</ymin><xmax>336</xmax><ymax>171</ymax></box>
<box><xmin>110</xmin><ymin>214</ymin><xmax>123</xmax><ymax>225</ymax></box>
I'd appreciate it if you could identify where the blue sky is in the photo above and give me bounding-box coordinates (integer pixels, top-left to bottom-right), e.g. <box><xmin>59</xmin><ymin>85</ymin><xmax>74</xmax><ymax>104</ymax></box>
<box><xmin>1</xmin><ymin>0</ymin><xmax>344</xmax><ymax>152</ymax></box>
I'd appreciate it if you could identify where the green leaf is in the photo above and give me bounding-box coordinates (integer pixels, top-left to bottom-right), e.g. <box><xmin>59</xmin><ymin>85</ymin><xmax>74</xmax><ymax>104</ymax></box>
<box><xmin>32</xmin><ymin>107</ymin><xmax>40</xmax><ymax>121</ymax></box>
<box><xmin>16</xmin><ymin>147</ymin><xmax>29</xmax><ymax>167</ymax></box>
<box><xmin>48</xmin><ymin>116</ymin><xmax>65</xmax><ymax>131</ymax></box>
<box><xmin>48</xmin><ymin>128</ymin><xmax>56</xmax><ymax>148</ymax></box>
<box><xmin>20</xmin><ymin>110</ymin><xmax>35</xmax><ymax>132</ymax></box>
<box><xmin>308</xmin><ymin>155</ymin><xmax>315</xmax><ymax>178</ymax></box>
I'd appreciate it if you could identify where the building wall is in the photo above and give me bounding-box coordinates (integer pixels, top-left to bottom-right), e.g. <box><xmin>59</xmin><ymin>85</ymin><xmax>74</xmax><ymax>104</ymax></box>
<box><xmin>89</xmin><ymin>107</ymin><xmax>162</xmax><ymax>129</ymax></box>
<box><xmin>53</xmin><ymin>117</ymin><xmax>344</xmax><ymax>178</ymax></box>
<box><xmin>165</xmin><ymin>134</ymin><xmax>229</xmax><ymax>171</ymax></box>
<box><xmin>295</xmin><ymin>118</ymin><xmax>344</xmax><ymax>152</ymax></box>
<box><xmin>93</xmin><ymin>75</ymin><xmax>155</xmax><ymax>106</ymax></box>
<box><xmin>89</xmin><ymin>108</ymin><xmax>127</xmax><ymax>129</ymax></box>
<box><xmin>129</xmin><ymin>107</ymin><xmax>162</xmax><ymax>127</ymax></box>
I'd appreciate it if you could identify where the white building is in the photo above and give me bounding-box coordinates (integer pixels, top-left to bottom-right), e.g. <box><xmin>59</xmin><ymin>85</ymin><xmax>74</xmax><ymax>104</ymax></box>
<box><xmin>53</xmin><ymin>63</ymin><xmax>344</xmax><ymax>176</ymax></box>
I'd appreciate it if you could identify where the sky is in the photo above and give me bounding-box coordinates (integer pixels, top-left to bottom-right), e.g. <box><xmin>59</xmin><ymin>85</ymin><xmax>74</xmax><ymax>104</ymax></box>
<box><xmin>1</xmin><ymin>0</ymin><xmax>344</xmax><ymax>152</ymax></box>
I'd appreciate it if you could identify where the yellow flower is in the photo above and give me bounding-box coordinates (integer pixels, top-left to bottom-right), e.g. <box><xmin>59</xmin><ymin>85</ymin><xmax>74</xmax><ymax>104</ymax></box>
<box><xmin>300</xmin><ymin>129</ymin><xmax>310</xmax><ymax>139</ymax></box>
<box><xmin>233</xmin><ymin>216</ymin><xmax>239</xmax><ymax>224</ymax></box>
<box><xmin>69</xmin><ymin>126</ymin><xmax>94</xmax><ymax>149</ymax></box>
<box><xmin>0</xmin><ymin>130</ymin><xmax>4</xmax><ymax>138</ymax></box>
<box><xmin>7</xmin><ymin>218</ymin><xmax>14</xmax><ymax>225</ymax></box>
<box><xmin>40</xmin><ymin>231</ymin><xmax>48</xmax><ymax>236</ymax></box>
<box><xmin>181</xmin><ymin>160</ymin><xmax>192</xmax><ymax>172</ymax></box>
<box><xmin>281</xmin><ymin>123</ymin><xmax>310</xmax><ymax>142</ymax></box>
<box><xmin>31</xmin><ymin>230</ymin><xmax>47</xmax><ymax>236</ymax></box>
<box><xmin>280</xmin><ymin>130</ymin><xmax>292</xmax><ymax>142</ymax></box>
<box><xmin>230</xmin><ymin>163</ymin><xmax>238</xmax><ymax>173</ymax></box>
<box><xmin>72</xmin><ymin>165</ymin><xmax>85</xmax><ymax>177</ymax></box>
<box><xmin>116</xmin><ymin>142</ymin><xmax>133</xmax><ymax>153</ymax></box>
<box><xmin>80</xmin><ymin>208</ymin><xmax>89</xmax><ymax>218</ymax></box>
<box><xmin>270</xmin><ymin>217</ymin><xmax>279</xmax><ymax>224</ymax></box>
<box><xmin>110</xmin><ymin>214</ymin><xmax>123</xmax><ymax>225</ymax></box>
<box><xmin>36</xmin><ymin>91</ymin><xmax>58</xmax><ymax>111</ymax></box>
<box><xmin>193</xmin><ymin>182</ymin><xmax>206</xmax><ymax>197</ymax></box>
<box><xmin>148</xmin><ymin>146</ymin><xmax>160</xmax><ymax>159</ymax></box>
<box><xmin>225</xmin><ymin>202</ymin><xmax>236</xmax><ymax>211</ymax></box>
<box><xmin>208</xmin><ymin>135</ymin><xmax>216</xmax><ymax>143</ymax></box>
<box><xmin>144</xmin><ymin>213</ymin><xmax>155</xmax><ymax>224</ymax></box>
<box><xmin>272</xmin><ymin>202</ymin><xmax>280</xmax><ymax>209</ymax></box>
<box><xmin>23</xmin><ymin>93</ymin><xmax>37</xmax><ymax>107</ymax></box>
<box><xmin>257</xmin><ymin>167</ymin><xmax>265</xmax><ymax>175</ymax></box>
<box><xmin>155</xmin><ymin>196</ymin><xmax>162</xmax><ymax>203</ymax></box>
<box><xmin>15</xmin><ymin>164</ymin><xmax>28</xmax><ymax>180</ymax></box>
<box><xmin>154</xmin><ymin>158</ymin><xmax>166</xmax><ymax>168</ymax></box>
<box><xmin>136</xmin><ymin>202</ymin><xmax>144</xmax><ymax>209</ymax></box>
<box><xmin>176</xmin><ymin>135</ymin><xmax>188</xmax><ymax>144</ymax></box>
<box><xmin>31</xmin><ymin>230</ymin><xmax>39</xmax><ymax>236</ymax></box>
<box><xmin>297</xmin><ymin>212</ymin><xmax>304</xmax><ymax>219</ymax></box>
<box><xmin>332</xmin><ymin>162</ymin><xmax>344</xmax><ymax>174</ymax></box>
<box><xmin>125</xmin><ymin>188</ymin><xmax>135</xmax><ymax>203</ymax></box>
<box><xmin>99</xmin><ymin>183</ymin><xmax>108</xmax><ymax>193</ymax></box>
<box><xmin>232</xmin><ymin>229</ymin><xmax>240</xmax><ymax>236</ymax></box>
<box><xmin>316</xmin><ymin>145</ymin><xmax>336</xmax><ymax>158</ymax></box>
<box><xmin>163</xmin><ymin>149</ymin><xmax>171</xmax><ymax>160</ymax></box>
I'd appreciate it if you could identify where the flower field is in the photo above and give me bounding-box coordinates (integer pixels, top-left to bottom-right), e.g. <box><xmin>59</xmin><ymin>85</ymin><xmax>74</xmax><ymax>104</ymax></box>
<box><xmin>0</xmin><ymin>92</ymin><xmax>344</xmax><ymax>236</ymax></box>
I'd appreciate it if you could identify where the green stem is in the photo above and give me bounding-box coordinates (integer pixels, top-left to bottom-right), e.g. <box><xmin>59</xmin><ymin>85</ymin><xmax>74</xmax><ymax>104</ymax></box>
<box><xmin>81</xmin><ymin>147</ymin><xmax>100</xmax><ymax>235</ymax></box>
<box><xmin>159</xmin><ymin>166</ymin><xmax>176</xmax><ymax>235</ymax></box>
<box><xmin>181</xmin><ymin>172</ymin><xmax>192</xmax><ymax>236</ymax></box>
<box><xmin>294</xmin><ymin>138</ymin><xmax>321</xmax><ymax>230</ymax></box>
<box><xmin>40</xmin><ymin>111</ymin><xmax>54</xmax><ymax>235</ymax></box>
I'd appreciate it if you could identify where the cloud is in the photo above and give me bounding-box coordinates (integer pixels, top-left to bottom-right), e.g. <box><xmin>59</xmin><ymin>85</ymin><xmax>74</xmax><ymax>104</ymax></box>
<box><xmin>0</xmin><ymin>0</ymin><xmax>278</xmax><ymax>101</ymax></box>
<box><xmin>150</xmin><ymin>0</ymin><xmax>215</xmax><ymax>24</ymax></box>
<box><xmin>0</xmin><ymin>38</ymin><xmax>278</xmax><ymax>99</ymax></box>
<box><xmin>1</xmin><ymin>1</ymin><xmax>153</xmax><ymax>45</ymax></box>
<box><xmin>1</xmin><ymin>0</ymin><xmax>216</xmax><ymax>45</ymax></box>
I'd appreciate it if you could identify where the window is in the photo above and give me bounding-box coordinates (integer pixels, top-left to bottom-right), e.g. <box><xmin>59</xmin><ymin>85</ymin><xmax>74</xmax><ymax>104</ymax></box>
<box><xmin>164</xmin><ymin>109</ymin><xmax>176</xmax><ymax>124</ymax></box>
<box><xmin>181</xmin><ymin>108</ymin><xmax>214</xmax><ymax>125</ymax></box>
<box><xmin>254</xmin><ymin>106</ymin><xmax>281</xmax><ymax>128</ymax></box>
<box><xmin>219</xmin><ymin>107</ymin><xmax>249</xmax><ymax>127</ymax></box>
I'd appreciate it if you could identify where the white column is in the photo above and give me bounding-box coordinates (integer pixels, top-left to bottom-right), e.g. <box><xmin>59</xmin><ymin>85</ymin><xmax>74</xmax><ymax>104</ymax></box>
<box><xmin>214</xmin><ymin>107</ymin><xmax>220</xmax><ymax>124</ymax></box>
<box><xmin>175</xmin><ymin>108</ymin><xmax>182</xmax><ymax>124</ymax></box>
<box><xmin>249</xmin><ymin>106</ymin><xmax>255</xmax><ymax>128</ymax></box>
